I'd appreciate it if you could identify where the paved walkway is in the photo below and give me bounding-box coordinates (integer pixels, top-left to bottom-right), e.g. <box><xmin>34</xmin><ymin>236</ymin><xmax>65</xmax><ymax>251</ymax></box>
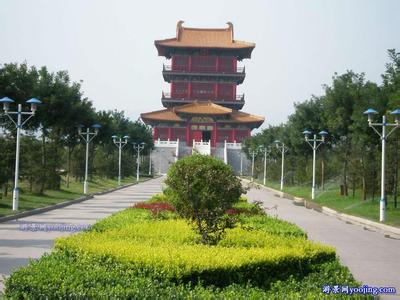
<box><xmin>0</xmin><ymin>177</ymin><xmax>164</xmax><ymax>292</ymax></box>
<box><xmin>246</xmin><ymin>183</ymin><xmax>400</xmax><ymax>298</ymax></box>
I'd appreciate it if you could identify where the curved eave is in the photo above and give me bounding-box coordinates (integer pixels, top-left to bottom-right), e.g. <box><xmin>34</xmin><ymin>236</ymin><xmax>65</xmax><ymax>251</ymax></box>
<box><xmin>176</xmin><ymin>111</ymin><xmax>231</xmax><ymax>116</ymax></box>
<box><xmin>221</xmin><ymin>120</ymin><xmax>264</xmax><ymax>129</ymax></box>
<box><xmin>140</xmin><ymin>110</ymin><xmax>183</xmax><ymax>125</ymax></box>
<box><xmin>155</xmin><ymin>42</ymin><xmax>255</xmax><ymax>59</ymax></box>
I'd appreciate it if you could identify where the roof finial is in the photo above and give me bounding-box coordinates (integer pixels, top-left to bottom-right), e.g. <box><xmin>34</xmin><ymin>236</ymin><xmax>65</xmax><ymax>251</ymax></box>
<box><xmin>177</xmin><ymin>20</ymin><xmax>184</xmax><ymax>40</ymax></box>
<box><xmin>227</xmin><ymin>22</ymin><xmax>234</xmax><ymax>41</ymax></box>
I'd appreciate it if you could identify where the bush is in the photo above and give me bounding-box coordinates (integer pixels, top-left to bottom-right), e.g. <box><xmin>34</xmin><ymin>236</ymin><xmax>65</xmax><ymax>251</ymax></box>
<box><xmin>239</xmin><ymin>215</ymin><xmax>307</xmax><ymax>238</ymax></box>
<box><xmin>5</xmin><ymin>208</ymin><xmax>363</xmax><ymax>299</ymax></box>
<box><xmin>54</xmin><ymin>210</ymin><xmax>336</xmax><ymax>287</ymax></box>
<box><xmin>165</xmin><ymin>154</ymin><xmax>245</xmax><ymax>244</ymax></box>
<box><xmin>5</xmin><ymin>251</ymin><xmax>361</xmax><ymax>299</ymax></box>
<box><xmin>146</xmin><ymin>191</ymin><xmax>173</xmax><ymax>204</ymax></box>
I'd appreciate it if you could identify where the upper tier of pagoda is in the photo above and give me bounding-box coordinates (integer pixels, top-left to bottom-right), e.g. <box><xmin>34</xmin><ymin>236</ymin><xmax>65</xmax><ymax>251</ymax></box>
<box><xmin>140</xmin><ymin>21</ymin><xmax>264</xmax><ymax>146</ymax></box>
<box><xmin>155</xmin><ymin>21</ymin><xmax>255</xmax><ymax>60</ymax></box>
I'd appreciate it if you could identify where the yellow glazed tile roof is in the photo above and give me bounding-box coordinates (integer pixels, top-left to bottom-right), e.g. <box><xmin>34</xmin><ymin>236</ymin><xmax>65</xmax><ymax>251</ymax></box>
<box><xmin>155</xmin><ymin>21</ymin><xmax>255</xmax><ymax>57</ymax></box>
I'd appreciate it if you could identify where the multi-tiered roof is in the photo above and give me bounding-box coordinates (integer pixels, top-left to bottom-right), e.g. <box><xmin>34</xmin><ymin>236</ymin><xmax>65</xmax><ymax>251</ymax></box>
<box><xmin>141</xmin><ymin>22</ymin><xmax>264</xmax><ymax>146</ymax></box>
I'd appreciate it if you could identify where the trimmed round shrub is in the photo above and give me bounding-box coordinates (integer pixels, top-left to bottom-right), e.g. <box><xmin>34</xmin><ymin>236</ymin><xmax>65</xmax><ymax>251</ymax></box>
<box><xmin>165</xmin><ymin>154</ymin><xmax>245</xmax><ymax>244</ymax></box>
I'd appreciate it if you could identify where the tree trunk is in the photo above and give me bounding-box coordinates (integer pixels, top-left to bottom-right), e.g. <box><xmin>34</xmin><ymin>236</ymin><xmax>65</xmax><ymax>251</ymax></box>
<box><xmin>66</xmin><ymin>145</ymin><xmax>73</xmax><ymax>188</ymax></box>
<box><xmin>372</xmin><ymin>168</ymin><xmax>376</xmax><ymax>201</ymax></box>
<box><xmin>29</xmin><ymin>176</ymin><xmax>33</xmax><ymax>192</ymax></box>
<box><xmin>361</xmin><ymin>154</ymin><xmax>367</xmax><ymax>200</ymax></box>
<box><xmin>321</xmin><ymin>159</ymin><xmax>325</xmax><ymax>191</ymax></box>
<box><xmin>393</xmin><ymin>137</ymin><xmax>399</xmax><ymax>208</ymax></box>
<box><xmin>343</xmin><ymin>158</ymin><xmax>348</xmax><ymax>196</ymax></box>
<box><xmin>2</xmin><ymin>182</ymin><xmax>8</xmax><ymax>197</ymax></box>
<box><xmin>40</xmin><ymin>130</ymin><xmax>46</xmax><ymax>194</ymax></box>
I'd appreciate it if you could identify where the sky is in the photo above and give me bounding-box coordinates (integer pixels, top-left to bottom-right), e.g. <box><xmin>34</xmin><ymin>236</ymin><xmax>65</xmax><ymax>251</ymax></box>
<box><xmin>1</xmin><ymin>0</ymin><xmax>400</xmax><ymax>131</ymax></box>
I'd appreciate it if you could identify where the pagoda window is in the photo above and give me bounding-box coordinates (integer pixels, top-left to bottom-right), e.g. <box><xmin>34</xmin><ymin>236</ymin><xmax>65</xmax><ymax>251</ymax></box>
<box><xmin>191</xmin><ymin>55</ymin><xmax>217</xmax><ymax>72</ymax></box>
<box><xmin>171</xmin><ymin>82</ymin><xmax>188</xmax><ymax>98</ymax></box>
<box><xmin>217</xmin><ymin>129</ymin><xmax>233</xmax><ymax>143</ymax></box>
<box><xmin>235</xmin><ymin>129</ymin><xmax>250</xmax><ymax>142</ymax></box>
<box><xmin>157</xmin><ymin>127</ymin><xmax>169</xmax><ymax>140</ymax></box>
<box><xmin>217</xmin><ymin>83</ymin><xmax>235</xmax><ymax>100</ymax></box>
<box><xmin>172</xmin><ymin>128</ymin><xmax>186</xmax><ymax>141</ymax></box>
<box><xmin>218</xmin><ymin>56</ymin><xmax>235</xmax><ymax>73</ymax></box>
<box><xmin>192</xmin><ymin>83</ymin><xmax>215</xmax><ymax>100</ymax></box>
<box><xmin>172</xmin><ymin>55</ymin><xmax>189</xmax><ymax>71</ymax></box>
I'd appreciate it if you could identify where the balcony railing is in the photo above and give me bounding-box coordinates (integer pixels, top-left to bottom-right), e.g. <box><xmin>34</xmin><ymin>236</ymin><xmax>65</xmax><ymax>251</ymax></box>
<box><xmin>163</xmin><ymin>64</ymin><xmax>245</xmax><ymax>74</ymax></box>
<box><xmin>162</xmin><ymin>92</ymin><xmax>244</xmax><ymax>102</ymax></box>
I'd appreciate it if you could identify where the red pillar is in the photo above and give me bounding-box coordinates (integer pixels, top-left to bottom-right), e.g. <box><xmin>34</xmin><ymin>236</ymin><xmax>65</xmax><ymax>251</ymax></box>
<box><xmin>216</xmin><ymin>56</ymin><xmax>219</xmax><ymax>72</ymax></box>
<box><xmin>168</xmin><ymin>127</ymin><xmax>172</xmax><ymax>140</ymax></box>
<box><xmin>213</xmin><ymin>123</ymin><xmax>217</xmax><ymax>147</ymax></box>
<box><xmin>188</xmin><ymin>55</ymin><xmax>192</xmax><ymax>72</ymax></box>
<box><xmin>154</xmin><ymin>127</ymin><xmax>159</xmax><ymax>140</ymax></box>
<box><xmin>214</xmin><ymin>83</ymin><xmax>218</xmax><ymax>100</ymax></box>
<box><xmin>232</xmin><ymin>128</ymin><xmax>236</xmax><ymax>142</ymax></box>
<box><xmin>186</xmin><ymin>124</ymin><xmax>190</xmax><ymax>146</ymax></box>
<box><xmin>188</xmin><ymin>82</ymin><xmax>192</xmax><ymax>99</ymax></box>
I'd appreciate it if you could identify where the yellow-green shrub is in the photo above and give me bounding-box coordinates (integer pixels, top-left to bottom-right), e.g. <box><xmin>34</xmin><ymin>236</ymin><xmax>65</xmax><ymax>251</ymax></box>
<box><xmin>56</xmin><ymin>217</ymin><xmax>335</xmax><ymax>286</ymax></box>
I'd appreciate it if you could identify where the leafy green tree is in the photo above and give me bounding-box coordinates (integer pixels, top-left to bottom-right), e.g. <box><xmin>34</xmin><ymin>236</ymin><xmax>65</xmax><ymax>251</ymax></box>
<box><xmin>166</xmin><ymin>155</ymin><xmax>245</xmax><ymax>245</ymax></box>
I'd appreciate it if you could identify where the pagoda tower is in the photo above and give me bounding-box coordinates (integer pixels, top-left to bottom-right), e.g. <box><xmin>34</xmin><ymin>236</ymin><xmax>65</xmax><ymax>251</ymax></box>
<box><xmin>141</xmin><ymin>21</ymin><xmax>264</xmax><ymax>152</ymax></box>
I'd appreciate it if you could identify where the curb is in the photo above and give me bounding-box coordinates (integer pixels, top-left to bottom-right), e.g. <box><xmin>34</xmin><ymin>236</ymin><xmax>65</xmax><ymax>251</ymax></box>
<box><xmin>242</xmin><ymin>179</ymin><xmax>400</xmax><ymax>238</ymax></box>
<box><xmin>0</xmin><ymin>178</ymin><xmax>153</xmax><ymax>223</ymax></box>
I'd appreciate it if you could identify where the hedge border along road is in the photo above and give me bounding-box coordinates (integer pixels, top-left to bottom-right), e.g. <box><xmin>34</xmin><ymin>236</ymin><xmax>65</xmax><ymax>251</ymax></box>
<box><xmin>4</xmin><ymin>198</ymin><xmax>367</xmax><ymax>299</ymax></box>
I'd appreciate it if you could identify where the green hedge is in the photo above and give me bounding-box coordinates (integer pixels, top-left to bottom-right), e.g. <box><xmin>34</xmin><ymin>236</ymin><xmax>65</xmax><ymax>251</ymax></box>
<box><xmin>55</xmin><ymin>216</ymin><xmax>335</xmax><ymax>286</ymax></box>
<box><xmin>5</xmin><ymin>204</ymin><xmax>363</xmax><ymax>298</ymax></box>
<box><xmin>5</xmin><ymin>251</ymin><xmax>362</xmax><ymax>299</ymax></box>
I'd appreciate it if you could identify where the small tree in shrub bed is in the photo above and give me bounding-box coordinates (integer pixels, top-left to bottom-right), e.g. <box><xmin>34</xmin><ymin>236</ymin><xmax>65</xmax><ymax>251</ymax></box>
<box><xmin>165</xmin><ymin>154</ymin><xmax>245</xmax><ymax>245</ymax></box>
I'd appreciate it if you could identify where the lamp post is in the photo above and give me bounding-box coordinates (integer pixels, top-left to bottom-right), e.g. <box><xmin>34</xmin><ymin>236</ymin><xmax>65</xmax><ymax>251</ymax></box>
<box><xmin>303</xmin><ymin>130</ymin><xmax>328</xmax><ymax>200</ymax></box>
<box><xmin>148</xmin><ymin>151</ymin><xmax>152</xmax><ymax>176</ymax></box>
<box><xmin>112</xmin><ymin>135</ymin><xmax>129</xmax><ymax>186</ymax></box>
<box><xmin>258</xmin><ymin>145</ymin><xmax>272</xmax><ymax>186</ymax></box>
<box><xmin>158</xmin><ymin>149</ymin><xmax>164</xmax><ymax>175</ymax></box>
<box><xmin>0</xmin><ymin>97</ymin><xmax>42</xmax><ymax>211</ymax></box>
<box><xmin>274</xmin><ymin>140</ymin><xmax>288</xmax><ymax>191</ymax></box>
<box><xmin>78</xmin><ymin>124</ymin><xmax>101</xmax><ymax>194</ymax></box>
<box><xmin>133</xmin><ymin>142</ymin><xmax>146</xmax><ymax>182</ymax></box>
<box><xmin>363</xmin><ymin>108</ymin><xmax>400</xmax><ymax>222</ymax></box>
<box><xmin>249</xmin><ymin>148</ymin><xmax>258</xmax><ymax>181</ymax></box>
<box><xmin>240</xmin><ymin>151</ymin><xmax>243</xmax><ymax>176</ymax></box>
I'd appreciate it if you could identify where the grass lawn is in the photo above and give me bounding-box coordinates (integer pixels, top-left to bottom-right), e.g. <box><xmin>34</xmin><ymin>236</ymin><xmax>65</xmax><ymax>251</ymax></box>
<box><xmin>250</xmin><ymin>177</ymin><xmax>400</xmax><ymax>227</ymax></box>
<box><xmin>0</xmin><ymin>176</ymin><xmax>150</xmax><ymax>217</ymax></box>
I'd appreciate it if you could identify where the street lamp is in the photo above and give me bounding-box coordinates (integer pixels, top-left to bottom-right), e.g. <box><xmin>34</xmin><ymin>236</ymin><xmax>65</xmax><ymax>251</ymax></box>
<box><xmin>240</xmin><ymin>151</ymin><xmax>243</xmax><ymax>176</ymax></box>
<box><xmin>112</xmin><ymin>135</ymin><xmax>129</xmax><ymax>186</ymax></box>
<box><xmin>303</xmin><ymin>130</ymin><xmax>328</xmax><ymax>200</ymax></box>
<box><xmin>258</xmin><ymin>145</ymin><xmax>272</xmax><ymax>186</ymax></box>
<box><xmin>148</xmin><ymin>151</ymin><xmax>152</xmax><ymax>176</ymax></box>
<box><xmin>0</xmin><ymin>97</ymin><xmax>42</xmax><ymax>211</ymax></box>
<box><xmin>249</xmin><ymin>147</ymin><xmax>258</xmax><ymax>182</ymax></box>
<box><xmin>363</xmin><ymin>107</ymin><xmax>400</xmax><ymax>222</ymax></box>
<box><xmin>158</xmin><ymin>148</ymin><xmax>164</xmax><ymax>175</ymax></box>
<box><xmin>133</xmin><ymin>142</ymin><xmax>146</xmax><ymax>182</ymax></box>
<box><xmin>274</xmin><ymin>140</ymin><xmax>288</xmax><ymax>191</ymax></box>
<box><xmin>78</xmin><ymin>123</ymin><xmax>101</xmax><ymax>194</ymax></box>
